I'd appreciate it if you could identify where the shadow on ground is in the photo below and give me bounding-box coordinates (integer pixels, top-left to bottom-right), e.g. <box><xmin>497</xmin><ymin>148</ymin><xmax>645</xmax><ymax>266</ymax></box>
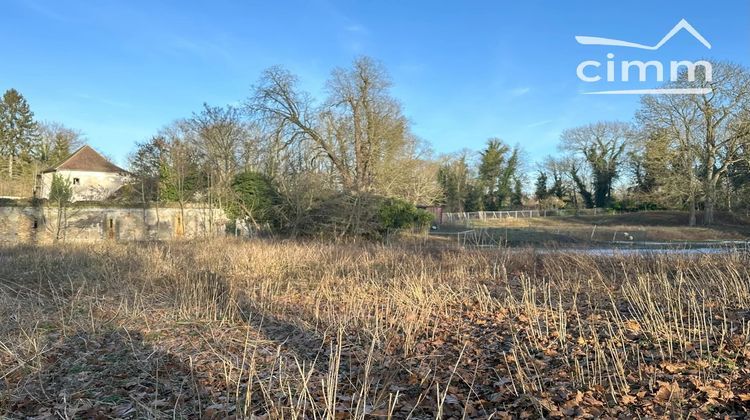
<box><xmin>4</xmin><ymin>329</ymin><xmax>209</xmax><ymax>419</ymax></box>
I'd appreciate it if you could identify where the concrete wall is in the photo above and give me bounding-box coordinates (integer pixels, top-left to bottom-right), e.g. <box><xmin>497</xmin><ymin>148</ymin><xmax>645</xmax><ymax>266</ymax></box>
<box><xmin>0</xmin><ymin>205</ymin><xmax>226</xmax><ymax>244</ymax></box>
<box><xmin>38</xmin><ymin>170</ymin><xmax>131</xmax><ymax>202</ymax></box>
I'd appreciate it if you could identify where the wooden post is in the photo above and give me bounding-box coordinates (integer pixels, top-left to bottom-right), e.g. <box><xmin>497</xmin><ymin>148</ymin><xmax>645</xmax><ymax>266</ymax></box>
<box><xmin>107</xmin><ymin>217</ymin><xmax>115</xmax><ymax>240</ymax></box>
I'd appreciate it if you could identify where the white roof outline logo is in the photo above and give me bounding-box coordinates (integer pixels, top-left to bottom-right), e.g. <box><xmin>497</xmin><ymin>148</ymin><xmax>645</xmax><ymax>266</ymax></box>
<box><xmin>576</xmin><ymin>19</ymin><xmax>712</xmax><ymax>50</ymax></box>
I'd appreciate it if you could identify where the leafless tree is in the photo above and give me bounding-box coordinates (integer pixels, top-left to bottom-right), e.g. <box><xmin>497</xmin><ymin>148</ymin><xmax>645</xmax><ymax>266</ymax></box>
<box><xmin>247</xmin><ymin>56</ymin><xmax>413</xmax><ymax>194</ymax></box>
<box><xmin>186</xmin><ymin>104</ymin><xmax>248</xmax><ymax>209</ymax></box>
<box><xmin>160</xmin><ymin>122</ymin><xmax>202</xmax><ymax>220</ymax></box>
<box><xmin>247</xmin><ymin>67</ymin><xmax>338</xmax><ymax>182</ymax></box>
<box><xmin>37</xmin><ymin>121</ymin><xmax>84</xmax><ymax>164</ymax></box>
<box><xmin>376</xmin><ymin>139</ymin><xmax>442</xmax><ymax>205</ymax></box>
<box><xmin>638</xmin><ymin>61</ymin><xmax>750</xmax><ymax>225</ymax></box>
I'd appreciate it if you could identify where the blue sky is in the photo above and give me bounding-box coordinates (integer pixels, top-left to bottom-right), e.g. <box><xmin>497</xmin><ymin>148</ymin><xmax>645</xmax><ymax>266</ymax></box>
<box><xmin>2</xmin><ymin>0</ymin><xmax>748</xmax><ymax>167</ymax></box>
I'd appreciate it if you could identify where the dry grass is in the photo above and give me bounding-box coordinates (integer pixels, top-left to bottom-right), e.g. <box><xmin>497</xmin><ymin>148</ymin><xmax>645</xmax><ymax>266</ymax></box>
<box><xmin>1</xmin><ymin>239</ymin><xmax>750</xmax><ymax>418</ymax></box>
<box><xmin>466</xmin><ymin>211</ymin><xmax>750</xmax><ymax>243</ymax></box>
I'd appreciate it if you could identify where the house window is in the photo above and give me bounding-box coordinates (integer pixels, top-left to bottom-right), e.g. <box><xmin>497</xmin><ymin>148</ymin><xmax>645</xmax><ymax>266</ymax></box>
<box><xmin>73</xmin><ymin>178</ymin><xmax>80</xmax><ymax>185</ymax></box>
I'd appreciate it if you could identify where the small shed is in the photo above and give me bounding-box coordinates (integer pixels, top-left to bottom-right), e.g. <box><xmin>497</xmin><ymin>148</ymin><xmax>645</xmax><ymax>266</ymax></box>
<box><xmin>417</xmin><ymin>205</ymin><xmax>444</xmax><ymax>225</ymax></box>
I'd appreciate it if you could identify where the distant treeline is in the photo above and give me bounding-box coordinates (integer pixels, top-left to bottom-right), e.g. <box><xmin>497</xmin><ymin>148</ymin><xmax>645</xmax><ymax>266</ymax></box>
<box><xmin>2</xmin><ymin>57</ymin><xmax>749</xmax><ymax>233</ymax></box>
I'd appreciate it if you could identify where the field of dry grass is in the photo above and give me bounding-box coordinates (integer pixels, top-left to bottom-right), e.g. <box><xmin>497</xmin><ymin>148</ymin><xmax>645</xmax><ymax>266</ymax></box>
<box><xmin>2</xmin><ymin>239</ymin><xmax>750</xmax><ymax>418</ymax></box>
<box><xmin>461</xmin><ymin>211</ymin><xmax>750</xmax><ymax>245</ymax></box>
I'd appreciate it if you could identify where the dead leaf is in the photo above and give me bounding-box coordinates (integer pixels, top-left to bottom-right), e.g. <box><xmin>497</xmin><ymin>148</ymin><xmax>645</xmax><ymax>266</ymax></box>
<box><xmin>624</xmin><ymin>319</ymin><xmax>641</xmax><ymax>332</ymax></box>
<box><xmin>656</xmin><ymin>382</ymin><xmax>681</xmax><ymax>402</ymax></box>
<box><xmin>621</xmin><ymin>394</ymin><xmax>637</xmax><ymax>405</ymax></box>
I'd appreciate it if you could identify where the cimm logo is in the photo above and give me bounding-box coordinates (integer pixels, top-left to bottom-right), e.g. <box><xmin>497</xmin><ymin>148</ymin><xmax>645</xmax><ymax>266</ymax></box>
<box><xmin>575</xmin><ymin>19</ymin><xmax>713</xmax><ymax>95</ymax></box>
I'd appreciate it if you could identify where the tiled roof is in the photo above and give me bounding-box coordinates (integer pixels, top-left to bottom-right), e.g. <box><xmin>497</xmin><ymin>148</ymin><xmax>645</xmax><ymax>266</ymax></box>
<box><xmin>42</xmin><ymin>145</ymin><xmax>127</xmax><ymax>173</ymax></box>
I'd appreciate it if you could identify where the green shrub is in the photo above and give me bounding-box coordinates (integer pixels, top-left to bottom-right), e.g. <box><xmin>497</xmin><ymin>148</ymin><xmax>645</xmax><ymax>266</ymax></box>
<box><xmin>378</xmin><ymin>198</ymin><xmax>433</xmax><ymax>231</ymax></box>
<box><xmin>229</xmin><ymin>171</ymin><xmax>278</xmax><ymax>226</ymax></box>
<box><xmin>276</xmin><ymin>192</ymin><xmax>433</xmax><ymax>239</ymax></box>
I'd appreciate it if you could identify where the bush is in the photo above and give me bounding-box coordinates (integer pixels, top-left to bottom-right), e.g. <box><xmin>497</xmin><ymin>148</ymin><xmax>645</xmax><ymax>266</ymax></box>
<box><xmin>229</xmin><ymin>171</ymin><xmax>279</xmax><ymax>227</ymax></box>
<box><xmin>378</xmin><ymin>198</ymin><xmax>433</xmax><ymax>231</ymax></box>
<box><xmin>276</xmin><ymin>191</ymin><xmax>433</xmax><ymax>239</ymax></box>
<box><xmin>612</xmin><ymin>198</ymin><xmax>667</xmax><ymax>212</ymax></box>
<box><xmin>277</xmin><ymin>191</ymin><xmax>380</xmax><ymax>238</ymax></box>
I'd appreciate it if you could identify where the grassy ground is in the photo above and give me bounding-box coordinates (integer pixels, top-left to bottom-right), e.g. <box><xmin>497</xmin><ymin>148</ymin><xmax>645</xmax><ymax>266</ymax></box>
<box><xmin>2</xmin><ymin>239</ymin><xmax>750</xmax><ymax>418</ymax></box>
<box><xmin>439</xmin><ymin>211</ymin><xmax>750</xmax><ymax>246</ymax></box>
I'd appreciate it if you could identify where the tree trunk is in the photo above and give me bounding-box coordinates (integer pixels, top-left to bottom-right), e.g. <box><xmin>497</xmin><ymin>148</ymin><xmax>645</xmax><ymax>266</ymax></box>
<box><xmin>702</xmin><ymin>171</ymin><xmax>721</xmax><ymax>225</ymax></box>
<box><xmin>726</xmin><ymin>178</ymin><xmax>732</xmax><ymax>212</ymax></box>
<box><xmin>703</xmin><ymin>188</ymin><xmax>715</xmax><ymax>225</ymax></box>
<box><xmin>702</xmin><ymin>113</ymin><xmax>718</xmax><ymax>225</ymax></box>
<box><xmin>688</xmin><ymin>192</ymin><xmax>697</xmax><ymax>227</ymax></box>
<box><xmin>55</xmin><ymin>202</ymin><xmax>64</xmax><ymax>241</ymax></box>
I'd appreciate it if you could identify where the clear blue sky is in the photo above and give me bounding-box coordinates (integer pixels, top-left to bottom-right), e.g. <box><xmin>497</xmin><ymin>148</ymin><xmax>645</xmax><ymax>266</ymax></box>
<box><xmin>2</xmin><ymin>0</ymin><xmax>748</xmax><ymax>166</ymax></box>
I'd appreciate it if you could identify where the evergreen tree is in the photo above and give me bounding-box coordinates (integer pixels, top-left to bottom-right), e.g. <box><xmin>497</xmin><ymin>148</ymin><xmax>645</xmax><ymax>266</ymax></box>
<box><xmin>549</xmin><ymin>172</ymin><xmax>566</xmax><ymax>200</ymax></box>
<box><xmin>230</xmin><ymin>171</ymin><xmax>278</xmax><ymax>228</ymax></box>
<box><xmin>0</xmin><ymin>89</ymin><xmax>39</xmax><ymax>177</ymax></box>
<box><xmin>477</xmin><ymin>138</ymin><xmax>521</xmax><ymax>210</ymax></box>
<box><xmin>497</xmin><ymin>148</ymin><xmax>519</xmax><ymax>206</ymax></box>
<box><xmin>534</xmin><ymin>171</ymin><xmax>548</xmax><ymax>201</ymax></box>
<box><xmin>511</xmin><ymin>177</ymin><xmax>524</xmax><ymax>207</ymax></box>
<box><xmin>51</xmin><ymin>135</ymin><xmax>73</xmax><ymax>164</ymax></box>
<box><xmin>463</xmin><ymin>183</ymin><xmax>483</xmax><ymax>212</ymax></box>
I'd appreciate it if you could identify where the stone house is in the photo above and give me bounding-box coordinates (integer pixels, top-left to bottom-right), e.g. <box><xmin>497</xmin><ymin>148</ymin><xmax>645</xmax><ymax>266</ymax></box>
<box><xmin>36</xmin><ymin>145</ymin><xmax>131</xmax><ymax>202</ymax></box>
<box><xmin>0</xmin><ymin>145</ymin><xmax>228</xmax><ymax>244</ymax></box>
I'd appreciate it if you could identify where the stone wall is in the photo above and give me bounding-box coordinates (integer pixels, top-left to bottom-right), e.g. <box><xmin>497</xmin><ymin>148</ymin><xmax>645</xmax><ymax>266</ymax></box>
<box><xmin>0</xmin><ymin>205</ymin><xmax>226</xmax><ymax>244</ymax></box>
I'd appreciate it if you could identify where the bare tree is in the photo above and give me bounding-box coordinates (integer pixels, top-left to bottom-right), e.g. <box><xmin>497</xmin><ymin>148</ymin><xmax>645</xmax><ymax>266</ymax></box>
<box><xmin>248</xmin><ymin>56</ymin><xmax>412</xmax><ymax>194</ymax></box>
<box><xmin>638</xmin><ymin>61</ymin><xmax>750</xmax><ymax>225</ymax></box>
<box><xmin>186</xmin><ymin>104</ymin><xmax>248</xmax><ymax>209</ymax></box>
<box><xmin>37</xmin><ymin>121</ymin><xmax>84</xmax><ymax>164</ymax></box>
<box><xmin>689</xmin><ymin>62</ymin><xmax>750</xmax><ymax>224</ymax></box>
<box><xmin>161</xmin><ymin>122</ymin><xmax>202</xmax><ymax>220</ymax></box>
<box><xmin>376</xmin><ymin>140</ymin><xmax>443</xmax><ymax>205</ymax></box>
<box><xmin>324</xmin><ymin>56</ymin><xmax>409</xmax><ymax>191</ymax></box>
<box><xmin>437</xmin><ymin>150</ymin><xmax>473</xmax><ymax>212</ymax></box>
<box><xmin>247</xmin><ymin>67</ymin><xmax>341</xmax><ymax>184</ymax></box>
<box><xmin>628</xmin><ymin>128</ymin><xmax>690</xmax><ymax>210</ymax></box>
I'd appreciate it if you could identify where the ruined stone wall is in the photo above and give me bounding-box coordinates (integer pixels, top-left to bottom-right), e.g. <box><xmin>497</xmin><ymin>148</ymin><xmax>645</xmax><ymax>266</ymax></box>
<box><xmin>0</xmin><ymin>205</ymin><xmax>226</xmax><ymax>244</ymax></box>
